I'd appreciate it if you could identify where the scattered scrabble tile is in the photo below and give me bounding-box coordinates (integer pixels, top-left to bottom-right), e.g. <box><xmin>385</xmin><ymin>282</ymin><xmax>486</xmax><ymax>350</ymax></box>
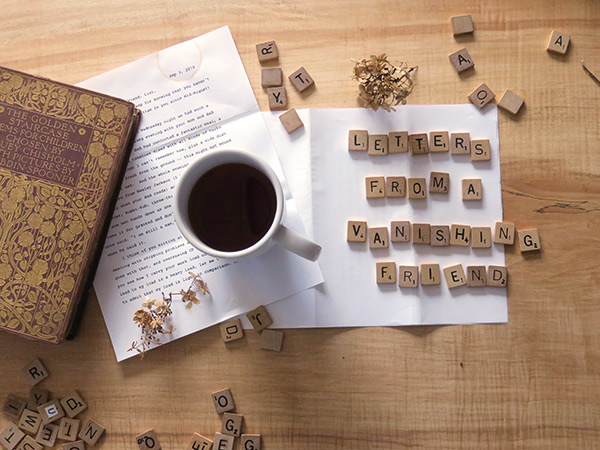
<box><xmin>407</xmin><ymin>178</ymin><xmax>427</xmax><ymax>199</ymax></box>
<box><xmin>421</xmin><ymin>264</ymin><xmax>441</xmax><ymax>286</ymax></box>
<box><xmin>398</xmin><ymin>266</ymin><xmax>419</xmax><ymax>288</ymax></box>
<box><xmin>444</xmin><ymin>264</ymin><xmax>467</xmax><ymax>288</ymax></box>
<box><xmin>267</xmin><ymin>86</ymin><xmax>287</xmax><ymax>110</ymax></box>
<box><xmin>468</xmin><ymin>83</ymin><xmax>495</xmax><ymax>109</ymax></box>
<box><xmin>518</xmin><ymin>228</ymin><xmax>541</xmax><ymax>252</ymax></box>
<box><xmin>261</xmin><ymin>68</ymin><xmax>283</xmax><ymax>88</ymax></box>
<box><xmin>212</xmin><ymin>389</ymin><xmax>236</xmax><ymax>414</ymax></box>
<box><xmin>365</xmin><ymin>176</ymin><xmax>385</xmax><ymax>198</ymax></box>
<box><xmin>35</xmin><ymin>423</ymin><xmax>58</xmax><ymax>447</ymax></box>
<box><xmin>471</xmin><ymin>139</ymin><xmax>491</xmax><ymax>161</ymax></box>
<box><xmin>256</xmin><ymin>40</ymin><xmax>278</xmax><ymax>63</ymax></box>
<box><xmin>59</xmin><ymin>392</ymin><xmax>87</xmax><ymax>419</ymax></box>
<box><xmin>385</xmin><ymin>176</ymin><xmax>406</xmax><ymax>197</ymax></box>
<box><xmin>429</xmin><ymin>131</ymin><xmax>450</xmax><ymax>152</ymax></box>
<box><xmin>222</xmin><ymin>413</ymin><xmax>244</xmax><ymax>437</ymax></box>
<box><xmin>1</xmin><ymin>423</ymin><xmax>25</xmax><ymax>450</ymax></box>
<box><xmin>462</xmin><ymin>178</ymin><xmax>482</xmax><ymax>200</ymax></box>
<box><xmin>466</xmin><ymin>266</ymin><xmax>487</xmax><ymax>287</ymax></box>
<box><xmin>429</xmin><ymin>172</ymin><xmax>449</xmax><ymax>194</ymax></box>
<box><xmin>376</xmin><ymin>262</ymin><xmax>397</xmax><ymax>284</ymax></box>
<box><xmin>449</xmin><ymin>48</ymin><xmax>474</xmax><ymax>73</ymax></box>
<box><xmin>279</xmin><ymin>108</ymin><xmax>303</xmax><ymax>133</ymax></box>
<box><xmin>471</xmin><ymin>227</ymin><xmax>492</xmax><ymax>248</ymax></box>
<box><xmin>246</xmin><ymin>305</ymin><xmax>273</xmax><ymax>332</ymax></box>
<box><xmin>494</xmin><ymin>222</ymin><xmax>515</xmax><ymax>245</ymax></box>
<box><xmin>430</xmin><ymin>225</ymin><xmax>450</xmax><ymax>247</ymax></box>
<box><xmin>219</xmin><ymin>318</ymin><xmax>244</xmax><ymax>343</ymax></box>
<box><xmin>18</xmin><ymin>409</ymin><xmax>42</xmax><ymax>435</ymax></box>
<box><xmin>450</xmin><ymin>132</ymin><xmax>471</xmax><ymax>155</ymax></box>
<box><xmin>214</xmin><ymin>433</ymin><xmax>234</xmax><ymax>450</ymax></box>
<box><xmin>390</xmin><ymin>221</ymin><xmax>410</xmax><ymax>243</ymax></box>
<box><xmin>389</xmin><ymin>131</ymin><xmax>409</xmax><ymax>153</ymax></box>
<box><xmin>488</xmin><ymin>265</ymin><xmax>508</xmax><ymax>287</ymax></box>
<box><xmin>368</xmin><ymin>134</ymin><xmax>388</xmax><ymax>156</ymax></box>
<box><xmin>347</xmin><ymin>220</ymin><xmax>367</xmax><ymax>242</ymax></box>
<box><xmin>78</xmin><ymin>419</ymin><xmax>105</xmax><ymax>446</ymax></box>
<box><xmin>450</xmin><ymin>224</ymin><xmax>471</xmax><ymax>246</ymax></box>
<box><xmin>22</xmin><ymin>359</ymin><xmax>49</xmax><ymax>386</ymax></box>
<box><xmin>260</xmin><ymin>329</ymin><xmax>284</xmax><ymax>352</ymax></box>
<box><xmin>411</xmin><ymin>223</ymin><xmax>431</xmax><ymax>245</ymax></box>
<box><xmin>409</xmin><ymin>133</ymin><xmax>429</xmax><ymax>154</ymax></box>
<box><xmin>288</xmin><ymin>67</ymin><xmax>315</xmax><ymax>92</ymax></box>
<box><xmin>241</xmin><ymin>434</ymin><xmax>261</xmax><ymax>450</ymax></box>
<box><xmin>187</xmin><ymin>433</ymin><xmax>213</xmax><ymax>450</ymax></box>
<box><xmin>498</xmin><ymin>89</ymin><xmax>525</xmax><ymax>115</ymax></box>
<box><xmin>27</xmin><ymin>388</ymin><xmax>49</xmax><ymax>411</ymax></box>
<box><xmin>63</xmin><ymin>441</ymin><xmax>85</xmax><ymax>450</ymax></box>
<box><xmin>451</xmin><ymin>14</ymin><xmax>474</xmax><ymax>36</ymax></box>
<box><xmin>37</xmin><ymin>399</ymin><xmax>64</xmax><ymax>424</ymax></box>
<box><xmin>369</xmin><ymin>227</ymin><xmax>389</xmax><ymax>249</ymax></box>
<box><xmin>57</xmin><ymin>418</ymin><xmax>79</xmax><ymax>442</ymax></box>
<box><xmin>2</xmin><ymin>394</ymin><xmax>26</xmax><ymax>420</ymax></box>
<box><xmin>136</xmin><ymin>429</ymin><xmax>161</xmax><ymax>450</ymax></box>
<box><xmin>546</xmin><ymin>30</ymin><xmax>570</xmax><ymax>55</ymax></box>
<box><xmin>18</xmin><ymin>435</ymin><xmax>43</xmax><ymax>450</ymax></box>
<box><xmin>348</xmin><ymin>130</ymin><xmax>368</xmax><ymax>151</ymax></box>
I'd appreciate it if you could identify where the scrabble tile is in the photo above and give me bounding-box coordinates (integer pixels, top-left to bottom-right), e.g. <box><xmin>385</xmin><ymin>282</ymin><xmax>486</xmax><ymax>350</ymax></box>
<box><xmin>444</xmin><ymin>264</ymin><xmax>467</xmax><ymax>288</ymax></box>
<box><xmin>546</xmin><ymin>30</ymin><xmax>570</xmax><ymax>55</ymax></box>
<box><xmin>518</xmin><ymin>228</ymin><xmax>541</xmax><ymax>252</ymax></box>
<box><xmin>494</xmin><ymin>222</ymin><xmax>515</xmax><ymax>245</ymax></box>
<box><xmin>136</xmin><ymin>429</ymin><xmax>161</xmax><ymax>450</ymax></box>
<box><xmin>347</xmin><ymin>220</ymin><xmax>367</xmax><ymax>242</ymax></box>
<box><xmin>407</xmin><ymin>178</ymin><xmax>427</xmax><ymax>199</ymax></box>
<box><xmin>498</xmin><ymin>89</ymin><xmax>525</xmax><ymax>115</ymax></box>
<box><xmin>241</xmin><ymin>434</ymin><xmax>261</xmax><ymax>450</ymax></box>
<box><xmin>186</xmin><ymin>433</ymin><xmax>213</xmax><ymax>450</ymax></box>
<box><xmin>471</xmin><ymin>139</ymin><xmax>491</xmax><ymax>161</ymax></box>
<box><xmin>57</xmin><ymin>418</ymin><xmax>79</xmax><ymax>442</ymax></box>
<box><xmin>260</xmin><ymin>329</ymin><xmax>284</xmax><ymax>352</ymax></box>
<box><xmin>212</xmin><ymin>388</ymin><xmax>236</xmax><ymax>414</ymax></box>
<box><xmin>261</xmin><ymin>67</ymin><xmax>283</xmax><ymax>88</ymax></box>
<box><xmin>451</xmin><ymin>14</ymin><xmax>474</xmax><ymax>36</ymax></box>
<box><xmin>59</xmin><ymin>392</ymin><xmax>87</xmax><ymax>419</ymax></box>
<box><xmin>411</xmin><ymin>223</ymin><xmax>431</xmax><ymax>245</ymax></box>
<box><xmin>450</xmin><ymin>224</ymin><xmax>471</xmax><ymax>246</ymax></box>
<box><xmin>18</xmin><ymin>409</ymin><xmax>42</xmax><ymax>435</ymax></box>
<box><xmin>267</xmin><ymin>86</ymin><xmax>287</xmax><ymax>110</ymax></box>
<box><xmin>430</xmin><ymin>225</ymin><xmax>450</xmax><ymax>247</ymax></box>
<box><xmin>279</xmin><ymin>108</ymin><xmax>303</xmax><ymax>133</ymax></box>
<box><xmin>78</xmin><ymin>419</ymin><xmax>105</xmax><ymax>446</ymax></box>
<box><xmin>376</xmin><ymin>262</ymin><xmax>397</xmax><ymax>284</ymax></box>
<box><xmin>288</xmin><ymin>67</ymin><xmax>315</xmax><ymax>92</ymax></box>
<box><xmin>385</xmin><ymin>176</ymin><xmax>406</xmax><ymax>197</ymax></box>
<box><xmin>219</xmin><ymin>318</ymin><xmax>244</xmax><ymax>343</ymax></box>
<box><xmin>256</xmin><ymin>40</ymin><xmax>278</xmax><ymax>63</ymax></box>
<box><xmin>22</xmin><ymin>359</ymin><xmax>49</xmax><ymax>386</ymax></box>
<box><xmin>429</xmin><ymin>172</ymin><xmax>449</xmax><ymax>194</ymax></box>
<box><xmin>488</xmin><ymin>265</ymin><xmax>508</xmax><ymax>287</ymax></box>
<box><xmin>3</xmin><ymin>394</ymin><xmax>26</xmax><ymax>420</ymax></box>
<box><xmin>398</xmin><ymin>266</ymin><xmax>419</xmax><ymax>288</ymax></box>
<box><xmin>429</xmin><ymin>131</ymin><xmax>450</xmax><ymax>152</ymax></box>
<box><xmin>246</xmin><ymin>305</ymin><xmax>273</xmax><ymax>332</ymax></box>
<box><xmin>62</xmin><ymin>441</ymin><xmax>85</xmax><ymax>450</ymax></box>
<box><xmin>365</xmin><ymin>176</ymin><xmax>385</xmax><ymax>198</ymax></box>
<box><xmin>16</xmin><ymin>435</ymin><xmax>42</xmax><ymax>450</ymax></box>
<box><xmin>389</xmin><ymin>131</ymin><xmax>409</xmax><ymax>153</ymax></box>
<box><xmin>1</xmin><ymin>423</ymin><xmax>25</xmax><ymax>450</ymax></box>
<box><xmin>348</xmin><ymin>130</ymin><xmax>368</xmax><ymax>151</ymax></box>
<box><xmin>450</xmin><ymin>132</ymin><xmax>471</xmax><ymax>155</ymax></box>
<box><xmin>222</xmin><ymin>413</ymin><xmax>244</xmax><ymax>437</ymax></box>
<box><xmin>368</xmin><ymin>134</ymin><xmax>388</xmax><ymax>156</ymax></box>
<box><xmin>462</xmin><ymin>178</ymin><xmax>482</xmax><ymax>200</ymax></box>
<box><xmin>409</xmin><ymin>133</ymin><xmax>429</xmax><ymax>154</ymax></box>
<box><xmin>214</xmin><ymin>433</ymin><xmax>234</xmax><ymax>450</ymax></box>
<box><xmin>471</xmin><ymin>227</ymin><xmax>492</xmax><ymax>248</ymax></box>
<box><xmin>466</xmin><ymin>266</ymin><xmax>487</xmax><ymax>287</ymax></box>
<box><xmin>468</xmin><ymin>83</ymin><xmax>495</xmax><ymax>109</ymax></box>
<box><xmin>369</xmin><ymin>227</ymin><xmax>389</xmax><ymax>248</ymax></box>
<box><xmin>27</xmin><ymin>388</ymin><xmax>49</xmax><ymax>411</ymax></box>
<box><xmin>37</xmin><ymin>399</ymin><xmax>64</xmax><ymax>424</ymax></box>
<box><xmin>421</xmin><ymin>264</ymin><xmax>441</xmax><ymax>286</ymax></box>
<box><xmin>449</xmin><ymin>48</ymin><xmax>474</xmax><ymax>73</ymax></box>
<box><xmin>35</xmin><ymin>423</ymin><xmax>58</xmax><ymax>447</ymax></box>
<box><xmin>390</xmin><ymin>221</ymin><xmax>410</xmax><ymax>243</ymax></box>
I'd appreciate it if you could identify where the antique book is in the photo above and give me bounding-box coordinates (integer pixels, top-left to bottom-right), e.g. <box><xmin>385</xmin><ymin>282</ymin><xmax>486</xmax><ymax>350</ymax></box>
<box><xmin>0</xmin><ymin>66</ymin><xmax>141</xmax><ymax>343</ymax></box>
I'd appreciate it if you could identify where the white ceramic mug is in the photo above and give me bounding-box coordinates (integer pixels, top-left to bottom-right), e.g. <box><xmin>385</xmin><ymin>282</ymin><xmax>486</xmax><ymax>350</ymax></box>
<box><xmin>174</xmin><ymin>149</ymin><xmax>321</xmax><ymax>261</ymax></box>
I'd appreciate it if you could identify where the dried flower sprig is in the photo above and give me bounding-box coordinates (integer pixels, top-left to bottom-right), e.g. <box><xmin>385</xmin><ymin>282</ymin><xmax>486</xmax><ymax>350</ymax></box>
<box><xmin>353</xmin><ymin>54</ymin><xmax>417</xmax><ymax>112</ymax></box>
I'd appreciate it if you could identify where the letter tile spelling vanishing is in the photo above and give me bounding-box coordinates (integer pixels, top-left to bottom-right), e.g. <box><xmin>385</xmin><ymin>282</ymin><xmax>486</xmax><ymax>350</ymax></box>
<box><xmin>470</xmin><ymin>139</ymin><xmax>491</xmax><ymax>161</ymax></box>
<box><xmin>518</xmin><ymin>228</ymin><xmax>541</xmax><ymax>252</ymax></box>
<box><xmin>430</xmin><ymin>225</ymin><xmax>450</xmax><ymax>247</ymax></box>
<box><xmin>347</xmin><ymin>220</ymin><xmax>367</xmax><ymax>243</ymax></box>
<box><xmin>471</xmin><ymin>227</ymin><xmax>492</xmax><ymax>248</ymax></box>
<box><xmin>390</xmin><ymin>221</ymin><xmax>410</xmax><ymax>243</ymax></box>
<box><xmin>494</xmin><ymin>222</ymin><xmax>515</xmax><ymax>245</ymax></box>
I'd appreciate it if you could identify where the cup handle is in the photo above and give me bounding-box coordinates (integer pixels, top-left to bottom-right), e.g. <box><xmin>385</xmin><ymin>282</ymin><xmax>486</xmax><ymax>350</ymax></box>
<box><xmin>274</xmin><ymin>225</ymin><xmax>322</xmax><ymax>261</ymax></box>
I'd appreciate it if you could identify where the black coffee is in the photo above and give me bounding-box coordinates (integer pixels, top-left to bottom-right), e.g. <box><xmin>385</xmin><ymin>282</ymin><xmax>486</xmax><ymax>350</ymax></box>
<box><xmin>187</xmin><ymin>163</ymin><xmax>277</xmax><ymax>252</ymax></box>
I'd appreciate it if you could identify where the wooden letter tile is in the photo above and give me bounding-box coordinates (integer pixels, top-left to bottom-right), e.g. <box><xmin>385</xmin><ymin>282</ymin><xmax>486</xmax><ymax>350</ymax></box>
<box><xmin>62</xmin><ymin>441</ymin><xmax>85</xmax><ymax>450</ymax></box>
<box><xmin>466</xmin><ymin>266</ymin><xmax>487</xmax><ymax>287</ymax></box>
<box><xmin>222</xmin><ymin>413</ymin><xmax>244</xmax><ymax>437</ymax></box>
<box><xmin>462</xmin><ymin>179</ymin><xmax>482</xmax><ymax>200</ymax></box>
<box><xmin>385</xmin><ymin>176</ymin><xmax>406</xmax><ymax>197</ymax></box>
<box><xmin>37</xmin><ymin>399</ymin><xmax>64</xmax><ymax>424</ymax></box>
<box><xmin>136</xmin><ymin>429</ymin><xmax>161</xmax><ymax>450</ymax></box>
<box><xmin>35</xmin><ymin>423</ymin><xmax>58</xmax><ymax>447</ymax></box>
<box><xmin>279</xmin><ymin>109</ymin><xmax>303</xmax><ymax>133</ymax></box>
<box><xmin>421</xmin><ymin>264</ymin><xmax>441</xmax><ymax>286</ymax></box>
<box><xmin>518</xmin><ymin>228</ymin><xmax>541</xmax><ymax>252</ymax></box>
<box><xmin>59</xmin><ymin>392</ymin><xmax>87</xmax><ymax>419</ymax></box>
<box><xmin>547</xmin><ymin>30</ymin><xmax>570</xmax><ymax>55</ymax></box>
<box><xmin>78</xmin><ymin>419</ymin><xmax>105</xmax><ymax>446</ymax></box>
<box><xmin>450</xmin><ymin>132</ymin><xmax>470</xmax><ymax>155</ymax></box>
<box><xmin>368</xmin><ymin>134</ymin><xmax>389</xmax><ymax>156</ymax></box>
<box><xmin>398</xmin><ymin>266</ymin><xmax>419</xmax><ymax>288</ymax></box>
<box><xmin>212</xmin><ymin>388</ymin><xmax>236</xmax><ymax>414</ymax></box>
<box><xmin>2</xmin><ymin>394</ymin><xmax>26</xmax><ymax>420</ymax></box>
<box><xmin>498</xmin><ymin>89</ymin><xmax>525</xmax><ymax>115</ymax></box>
<box><xmin>411</xmin><ymin>223</ymin><xmax>431</xmax><ymax>245</ymax></box>
<box><xmin>470</xmin><ymin>139</ymin><xmax>491</xmax><ymax>161</ymax></box>
<box><xmin>256</xmin><ymin>40</ymin><xmax>278</xmax><ymax>63</ymax></box>
<box><xmin>57</xmin><ymin>418</ymin><xmax>79</xmax><ymax>442</ymax></box>
<box><xmin>27</xmin><ymin>388</ymin><xmax>49</xmax><ymax>411</ymax></box>
<box><xmin>219</xmin><ymin>318</ymin><xmax>244</xmax><ymax>343</ymax></box>
<box><xmin>186</xmin><ymin>433</ymin><xmax>213</xmax><ymax>450</ymax></box>
<box><xmin>443</xmin><ymin>264</ymin><xmax>467</xmax><ymax>288</ymax></box>
<box><xmin>468</xmin><ymin>83</ymin><xmax>495</xmax><ymax>109</ymax></box>
<box><xmin>22</xmin><ymin>359</ymin><xmax>49</xmax><ymax>386</ymax></box>
<box><xmin>18</xmin><ymin>409</ymin><xmax>42</xmax><ymax>435</ymax></box>
<box><xmin>347</xmin><ymin>220</ymin><xmax>367</xmax><ymax>242</ymax></box>
<box><xmin>260</xmin><ymin>329</ymin><xmax>284</xmax><ymax>352</ymax></box>
<box><xmin>407</xmin><ymin>178</ymin><xmax>427</xmax><ymax>199</ymax></box>
<box><xmin>494</xmin><ymin>222</ymin><xmax>515</xmax><ymax>245</ymax></box>
<box><xmin>365</xmin><ymin>176</ymin><xmax>385</xmax><ymax>198</ymax></box>
<box><xmin>267</xmin><ymin>86</ymin><xmax>287</xmax><ymax>110</ymax></box>
<box><xmin>429</xmin><ymin>131</ymin><xmax>450</xmax><ymax>152</ymax></box>
<box><xmin>241</xmin><ymin>434</ymin><xmax>261</xmax><ymax>450</ymax></box>
<box><xmin>246</xmin><ymin>305</ymin><xmax>273</xmax><ymax>332</ymax></box>
<box><xmin>213</xmin><ymin>433</ymin><xmax>234</xmax><ymax>450</ymax></box>
<box><xmin>369</xmin><ymin>227</ymin><xmax>389</xmax><ymax>248</ymax></box>
<box><xmin>389</xmin><ymin>131</ymin><xmax>409</xmax><ymax>153</ymax></box>
<box><xmin>430</xmin><ymin>225</ymin><xmax>450</xmax><ymax>247</ymax></box>
<box><xmin>348</xmin><ymin>130</ymin><xmax>368</xmax><ymax>151</ymax></box>
<box><xmin>288</xmin><ymin>67</ymin><xmax>315</xmax><ymax>92</ymax></box>
<box><xmin>449</xmin><ymin>48</ymin><xmax>474</xmax><ymax>73</ymax></box>
<box><xmin>409</xmin><ymin>133</ymin><xmax>429</xmax><ymax>154</ymax></box>
<box><xmin>376</xmin><ymin>262</ymin><xmax>397</xmax><ymax>284</ymax></box>
<box><xmin>390</xmin><ymin>221</ymin><xmax>410</xmax><ymax>243</ymax></box>
<box><xmin>451</xmin><ymin>14</ymin><xmax>474</xmax><ymax>36</ymax></box>
<box><xmin>429</xmin><ymin>172</ymin><xmax>449</xmax><ymax>194</ymax></box>
<box><xmin>1</xmin><ymin>424</ymin><xmax>25</xmax><ymax>450</ymax></box>
<box><xmin>16</xmin><ymin>435</ymin><xmax>42</xmax><ymax>450</ymax></box>
<box><xmin>261</xmin><ymin>67</ymin><xmax>283</xmax><ymax>88</ymax></box>
<box><xmin>471</xmin><ymin>227</ymin><xmax>492</xmax><ymax>248</ymax></box>
<box><xmin>488</xmin><ymin>265</ymin><xmax>508</xmax><ymax>287</ymax></box>
<box><xmin>450</xmin><ymin>224</ymin><xmax>471</xmax><ymax>246</ymax></box>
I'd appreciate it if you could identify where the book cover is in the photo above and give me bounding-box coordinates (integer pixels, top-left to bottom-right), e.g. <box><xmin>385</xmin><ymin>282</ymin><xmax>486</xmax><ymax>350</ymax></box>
<box><xmin>0</xmin><ymin>66</ymin><xmax>140</xmax><ymax>343</ymax></box>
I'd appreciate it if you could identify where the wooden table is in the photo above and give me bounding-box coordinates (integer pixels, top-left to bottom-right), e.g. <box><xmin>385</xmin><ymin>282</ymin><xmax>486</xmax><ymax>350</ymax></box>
<box><xmin>2</xmin><ymin>1</ymin><xmax>599</xmax><ymax>448</ymax></box>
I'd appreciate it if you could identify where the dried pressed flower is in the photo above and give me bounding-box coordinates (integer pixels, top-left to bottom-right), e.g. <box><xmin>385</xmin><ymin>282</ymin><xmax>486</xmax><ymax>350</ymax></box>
<box><xmin>353</xmin><ymin>54</ymin><xmax>417</xmax><ymax>111</ymax></box>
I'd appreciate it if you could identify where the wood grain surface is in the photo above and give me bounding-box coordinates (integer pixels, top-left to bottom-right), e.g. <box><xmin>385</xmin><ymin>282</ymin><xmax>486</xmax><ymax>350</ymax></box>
<box><xmin>1</xmin><ymin>1</ymin><xmax>599</xmax><ymax>448</ymax></box>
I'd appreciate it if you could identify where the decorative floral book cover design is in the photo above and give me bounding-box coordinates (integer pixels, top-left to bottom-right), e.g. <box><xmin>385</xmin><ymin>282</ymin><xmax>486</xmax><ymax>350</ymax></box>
<box><xmin>0</xmin><ymin>67</ymin><xmax>140</xmax><ymax>343</ymax></box>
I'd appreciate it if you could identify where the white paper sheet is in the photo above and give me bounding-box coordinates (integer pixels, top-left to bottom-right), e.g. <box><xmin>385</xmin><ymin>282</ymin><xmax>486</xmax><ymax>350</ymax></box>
<box><xmin>78</xmin><ymin>27</ymin><xmax>323</xmax><ymax>361</ymax></box>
